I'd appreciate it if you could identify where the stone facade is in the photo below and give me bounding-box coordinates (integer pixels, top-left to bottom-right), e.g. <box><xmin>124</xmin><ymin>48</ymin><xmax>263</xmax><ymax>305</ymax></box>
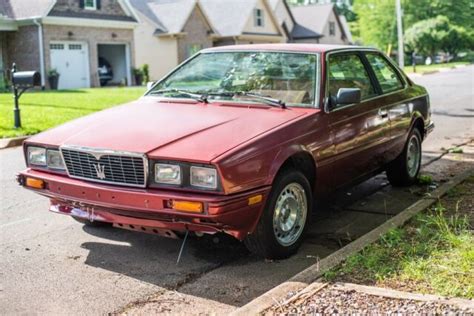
<box><xmin>42</xmin><ymin>24</ymin><xmax>134</xmax><ymax>87</ymax></box>
<box><xmin>50</xmin><ymin>0</ymin><xmax>127</xmax><ymax>17</ymax></box>
<box><xmin>177</xmin><ymin>6</ymin><xmax>213</xmax><ymax>63</ymax></box>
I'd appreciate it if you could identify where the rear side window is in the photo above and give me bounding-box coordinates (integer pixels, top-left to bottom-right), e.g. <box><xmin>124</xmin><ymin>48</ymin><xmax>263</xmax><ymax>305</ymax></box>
<box><xmin>366</xmin><ymin>53</ymin><xmax>404</xmax><ymax>93</ymax></box>
<box><xmin>328</xmin><ymin>53</ymin><xmax>376</xmax><ymax>101</ymax></box>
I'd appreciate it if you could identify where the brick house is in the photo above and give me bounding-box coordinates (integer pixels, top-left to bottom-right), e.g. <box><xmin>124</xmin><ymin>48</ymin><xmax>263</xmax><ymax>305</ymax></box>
<box><xmin>0</xmin><ymin>0</ymin><xmax>139</xmax><ymax>89</ymax></box>
<box><xmin>131</xmin><ymin>0</ymin><xmax>286</xmax><ymax>81</ymax></box>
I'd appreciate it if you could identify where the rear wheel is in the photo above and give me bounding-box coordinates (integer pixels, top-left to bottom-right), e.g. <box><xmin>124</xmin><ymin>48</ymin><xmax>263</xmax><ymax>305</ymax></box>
<box><xmin>244</xmin><ymin>169</ymin><xmax>312</xmax><ymax>259</ymax></box>
<box><xmin>72</xmin><ymin>216</ymin><xmax>110</xmax><ymax>227</ymax></box>
<box><xmin>386</xmin><ymin>128</ymin><xmax>422</xmax><ymax>186</ymax></box>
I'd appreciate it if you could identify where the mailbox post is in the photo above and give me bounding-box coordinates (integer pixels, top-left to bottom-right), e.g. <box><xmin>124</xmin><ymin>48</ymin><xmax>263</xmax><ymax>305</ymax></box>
<box><xmin>11</xmin><ymin>63</ymin><xmax>41</xmax><ymax>129</ymax></box>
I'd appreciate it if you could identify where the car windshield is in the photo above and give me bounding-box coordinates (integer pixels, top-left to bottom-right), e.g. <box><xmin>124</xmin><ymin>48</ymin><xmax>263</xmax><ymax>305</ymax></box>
<box><xmin>148</xmin><ymin>51</ymin><xmax>318</xmax><ymax>107</ymax></box>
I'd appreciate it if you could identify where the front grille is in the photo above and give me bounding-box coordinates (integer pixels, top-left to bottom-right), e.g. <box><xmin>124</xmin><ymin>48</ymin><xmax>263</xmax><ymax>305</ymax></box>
<box><xmin>61</xmin><ymin>148</ymin><xmax>146</xmax><ymax>187</ymax></box>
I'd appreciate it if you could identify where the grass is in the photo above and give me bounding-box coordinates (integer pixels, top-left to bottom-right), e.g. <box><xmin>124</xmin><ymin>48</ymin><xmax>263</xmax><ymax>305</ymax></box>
<box><xmin>0</xmin><ymin>87</ymin><xmax>146</xmax><ymax>138</ymax></box>
<box><xmin>324</xmin><ymin>176</ymin><xmax>474</xmax><ymax>299</ymax></box>
<box><xmin>404</xmin><ymin>61</ymin><xmax>470</xmax><ymax>74</ymax></box>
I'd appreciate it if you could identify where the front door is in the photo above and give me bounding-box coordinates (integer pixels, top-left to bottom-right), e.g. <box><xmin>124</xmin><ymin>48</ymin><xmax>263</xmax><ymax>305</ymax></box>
<box><xmin>50</xmin><ymin>41</ymin><xmax>90</xmax><ymax>89</ymax></box>
<box><xmin>326</xmin><ymin>52</ymin><xmax>390</xmax><ymax>187</ymax></box>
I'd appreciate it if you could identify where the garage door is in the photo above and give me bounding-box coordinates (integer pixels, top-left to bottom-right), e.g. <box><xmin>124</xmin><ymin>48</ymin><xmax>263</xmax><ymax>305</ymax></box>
<box><xmin>50</xmin><ymin>42</ymin><xmax>90</xmax><ymax>90</ymax></box>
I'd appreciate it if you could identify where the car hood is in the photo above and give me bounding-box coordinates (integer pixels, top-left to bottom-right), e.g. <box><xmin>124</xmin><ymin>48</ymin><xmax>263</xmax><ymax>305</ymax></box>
<box><xmin>27</xmin><ymin>97</ymin><xmax>311</xmax><ymax>163</ymax></box>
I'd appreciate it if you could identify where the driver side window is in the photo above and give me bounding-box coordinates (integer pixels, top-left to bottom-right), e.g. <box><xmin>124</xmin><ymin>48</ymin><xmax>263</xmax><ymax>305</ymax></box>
<box><xmin>328</xmin><ymin>53</ymin><xmax>376</xmax><ymax>103</ymax></box>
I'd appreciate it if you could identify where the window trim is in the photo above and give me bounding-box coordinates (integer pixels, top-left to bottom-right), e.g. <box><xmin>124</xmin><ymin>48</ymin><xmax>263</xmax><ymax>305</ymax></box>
<box><xmin>146</xmin><ymin>50</ymin><xmax>322</xmax><ymax>109</ymax></box>
<box><xmin>324</xmin><ymin>48</ymin><xmax>409</xmax><ymax>113</ymax></box>
<box><xmin>84</xmin><ymin>0</ymin><xmax>97</xmax><ymax>10</ymax></box>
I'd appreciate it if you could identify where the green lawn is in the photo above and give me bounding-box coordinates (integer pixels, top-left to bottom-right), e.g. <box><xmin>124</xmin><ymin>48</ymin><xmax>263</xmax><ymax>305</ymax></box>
<box><xmin>0</xmin><ymin>87</ymin><xmax>146</xmax><ymax>138</ymax></box>
<box><xmin>404</xmin><ymin>61</ymin><xmax>470</xmax><ymax>74</ymax></box>
<box><xmin>324</xmin><ymin>176</ymin><xmax>474</xmax><ymax>299</ymax></box>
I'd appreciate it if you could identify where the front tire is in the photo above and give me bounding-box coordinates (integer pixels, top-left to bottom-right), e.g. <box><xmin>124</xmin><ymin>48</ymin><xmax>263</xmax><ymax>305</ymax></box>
<box><xmin>244</xmin><ymin>169</ymin><xmax>312</xmax><ymax>259</ymax></box>
<box><xmin>386</xmin><ymin>128</ymin><xmax>422</xmax><ymax>186</ymax></box>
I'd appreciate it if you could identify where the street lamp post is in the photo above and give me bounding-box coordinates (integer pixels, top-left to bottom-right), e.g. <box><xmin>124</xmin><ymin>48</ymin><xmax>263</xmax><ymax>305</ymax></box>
<box><xmin>396</xmin><ymin>0</ymin><xmax>404</xmax><ymax>67</ymax></box>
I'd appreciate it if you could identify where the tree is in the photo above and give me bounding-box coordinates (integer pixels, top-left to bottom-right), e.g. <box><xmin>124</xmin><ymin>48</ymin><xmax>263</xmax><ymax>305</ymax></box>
<box><xmin>352</xmin><ymin>0</ymin><xmax>397</xmax><ymax>50</ymax></box>
<box><xmin>403</xmin><ymin>15</ymin><xmax>473</xmax><ymax>59</ymax></box>
<box><xmin>441</xmin><ymin>25</ymin><xmax>474</xmax><ymax>58</ymax></box>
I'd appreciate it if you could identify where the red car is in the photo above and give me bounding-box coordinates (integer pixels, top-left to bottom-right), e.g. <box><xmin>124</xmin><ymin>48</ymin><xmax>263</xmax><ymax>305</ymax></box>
<box><xmin>18</xmin><ymin>44</ymin><xmax>434</xmax><ymax>259</ymax></box>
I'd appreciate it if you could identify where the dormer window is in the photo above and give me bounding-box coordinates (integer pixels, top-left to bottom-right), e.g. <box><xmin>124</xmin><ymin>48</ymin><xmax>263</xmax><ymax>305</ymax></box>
<box><xmin>84</xmin><ymin>0</ymin><xmax>97</xmax><ymax>10</ymax></box>
<box><xmin>254</xmin><ymin>8</ymin><xmax>264</xmax><ymax>27</ymax></box>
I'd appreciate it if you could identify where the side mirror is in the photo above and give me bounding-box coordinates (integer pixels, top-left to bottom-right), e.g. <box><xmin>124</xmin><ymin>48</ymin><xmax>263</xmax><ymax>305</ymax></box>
<box><xmin>336</xmin><ymin>88</ymin><xmax>361</xmax><ymax>105</ymax></box>
<box><xmin>146</xmin><ymin>81</ymin><xmax>155</xmax><ymax>90</ymax></box>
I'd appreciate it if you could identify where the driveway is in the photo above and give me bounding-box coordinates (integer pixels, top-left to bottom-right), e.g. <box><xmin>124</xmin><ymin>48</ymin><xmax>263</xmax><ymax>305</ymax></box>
<box><xmin>0</xmin><ymin>66</ymin><xmax>473</xmax><ymax>315</ymax></box>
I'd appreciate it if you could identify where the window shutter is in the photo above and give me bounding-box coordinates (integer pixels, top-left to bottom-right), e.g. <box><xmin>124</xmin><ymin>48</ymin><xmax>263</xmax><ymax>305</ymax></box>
<box><xmin>79</xmin><ymin>0</ymin><xmax>85</xmax><ymax>9</ymax></box>
<box><xmin>96</xmin><ymin>0</ymin><xmax>101</xmax><ymax>10</ymax></box>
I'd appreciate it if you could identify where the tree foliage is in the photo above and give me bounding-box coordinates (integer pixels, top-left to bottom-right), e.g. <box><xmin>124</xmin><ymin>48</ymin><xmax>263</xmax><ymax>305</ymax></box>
<box><xmin>405</xmin><ymin>16</ymin><xmax>473</xmax><ymax>58</ymax></box>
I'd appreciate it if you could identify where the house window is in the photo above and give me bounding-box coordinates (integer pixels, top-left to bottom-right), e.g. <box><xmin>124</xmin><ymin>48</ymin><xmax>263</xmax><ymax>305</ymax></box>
<box><xmin>84</xmin><ymin>0</ymin><xmax>97</xmax><ymax>10</ymax></box>
<box><xmin>329</xmin><ymin>21</ymin><xmax>336</xmax><ymax>36</ymax></box>
<box><xmin>254</xmin><ymin>9</ymin><xmax>264</xmax><ymax>27</ymax></box>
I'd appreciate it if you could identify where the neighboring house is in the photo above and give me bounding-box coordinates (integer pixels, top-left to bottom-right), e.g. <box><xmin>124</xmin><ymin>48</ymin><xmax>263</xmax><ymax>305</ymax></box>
<box><xmin>291</xmin><ymin>3</ymin><xmax>351</xmax><ymax>45</ymax></box>
<box><xmin>0</xmin><ymin>0</ymin><xmax>138</xmax><ymax>89</ymax></box>
<box><xmin>131</xmin><ymin>0</ymin><xmax>286</xmax><ymax>81</ymax></box>
<box><xmin>268</xmin><ymin>0</ymin><xmax>322</xmax><ymax>43</ymax></box>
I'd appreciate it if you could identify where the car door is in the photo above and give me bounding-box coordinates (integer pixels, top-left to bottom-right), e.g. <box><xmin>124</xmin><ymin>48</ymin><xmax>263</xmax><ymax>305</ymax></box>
<box><xmin>364</xmin><ymin>52</ymin><xmax>411</xmax><ymax>163</ymax></box>
<box><xmin>325</xmin><ymin>52</ymin><xmax>390</xmax><ymax>188</ymax></box>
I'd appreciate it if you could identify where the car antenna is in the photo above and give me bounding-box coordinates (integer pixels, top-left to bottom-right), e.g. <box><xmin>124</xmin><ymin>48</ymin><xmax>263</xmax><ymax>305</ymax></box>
<box><xmin>176</xmin><ymin>229</ymin><xmax>189</xmax><ymax>265</ymax></box>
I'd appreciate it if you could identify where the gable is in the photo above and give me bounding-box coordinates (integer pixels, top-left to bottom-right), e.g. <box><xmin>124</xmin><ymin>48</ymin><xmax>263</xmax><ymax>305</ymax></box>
<box><xmin>242</xmin><ymin>0</ymin><xmax>280</xmax><ymax>35</ymax></box>
<box><xmin>48</xmin><ymin>0</ymin><xmax>137</xmax><ymax>21</ymax></box>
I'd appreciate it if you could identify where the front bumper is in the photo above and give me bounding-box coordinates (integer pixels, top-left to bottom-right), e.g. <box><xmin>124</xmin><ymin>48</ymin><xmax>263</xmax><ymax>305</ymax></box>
<box><xmin>17</xmin><ymin>169</ymin><xmax>270</xmax><ymax>240</ymax></box>
<box><xmin>425</xmin><ymin>120</ymin><xmax>435</xmax><ymax>136</ymax></box>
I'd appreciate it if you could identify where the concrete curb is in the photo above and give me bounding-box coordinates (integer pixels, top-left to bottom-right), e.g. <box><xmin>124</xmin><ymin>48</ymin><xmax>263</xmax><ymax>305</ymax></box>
<box><xmin>232</xmin><ymin>168</ymin><xmax>474</xmax><ymax>316</ymax></box>
<box><xmin>0</xmin><ymin>136</ymin><xmax>28</xmax><ymax>149</ymax></box>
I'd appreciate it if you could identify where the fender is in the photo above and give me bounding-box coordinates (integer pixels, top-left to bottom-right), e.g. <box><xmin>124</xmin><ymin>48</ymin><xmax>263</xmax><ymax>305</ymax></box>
<box><xmin>265</xmin><ymin>144</ymin><xmax>317</xmax><ymax>186</ymax></box>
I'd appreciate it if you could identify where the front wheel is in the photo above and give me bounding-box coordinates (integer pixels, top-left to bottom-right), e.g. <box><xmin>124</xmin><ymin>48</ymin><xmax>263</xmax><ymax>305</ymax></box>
<box><xmin>386</xmin><ymin>128</ymin><xmax>422</xmax><ymax>186</ymax></box>
<box><xmin>244</xmin><ymin>169</ymin><xmax>312</xmax><ymax>259</ymax></box>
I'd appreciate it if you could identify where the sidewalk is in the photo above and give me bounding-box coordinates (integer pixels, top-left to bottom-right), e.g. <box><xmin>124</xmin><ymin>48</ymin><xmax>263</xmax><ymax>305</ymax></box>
<box><xmin>264</xmin><ymin>174</ymin><xmax>474</xmax><ymax>315</ymax></box>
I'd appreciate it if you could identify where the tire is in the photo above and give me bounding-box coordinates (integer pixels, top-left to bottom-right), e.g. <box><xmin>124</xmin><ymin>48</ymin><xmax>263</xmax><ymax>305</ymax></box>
<box><xmin>72</xmin><ymin>216</ymin><xmax>110</xmax><ymax>227</ymax></box>
<box><xmin>386</xmin><ymin>128</ymin><xmax>422</xmax><ymax>186</ymax></box>
<box><xmin>244</xmin><ymin>169</ymin><xmax>312</xmax><ymax>259</ymax></box>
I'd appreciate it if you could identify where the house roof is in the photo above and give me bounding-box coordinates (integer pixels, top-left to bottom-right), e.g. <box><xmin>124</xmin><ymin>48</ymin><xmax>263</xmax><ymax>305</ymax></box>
<box><xmin>199</xmin><ymin>0</ymin><xmax>258</xmax><ymax>37</ymax></box>
<box><xmin>291</xmin><ymin>3</ymin><xmax>335</xmax><ymax>35</ymax></box>
<box><xmin>0</xmin><ymin>0</ymin><xmax>138</xmax><ymax>21</ymax></box>
<box><xmin>339</xmin><ymin>15</ymin><xmax>353</xmax><ymax>44</ymax></box>
<box><xmin>129</xmin><ymin>0</ymin><xmax>167</xmax><ymax>31</ymax></box>
<box><xmin>0</xmin><ymin>0</ymin><xmax>54</xmax><ymax>19</ymax></box>
<box><xmin>291</xmin><ymin>23</ymin><xmax>322</xmax><ymax>39</ymax></box>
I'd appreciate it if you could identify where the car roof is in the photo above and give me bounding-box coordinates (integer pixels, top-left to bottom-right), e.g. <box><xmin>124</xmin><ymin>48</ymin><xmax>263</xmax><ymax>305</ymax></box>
<box><xmin>202</xmin><ymin>44</ymin><xmax>375</xmax><ymax>54</ymax></box>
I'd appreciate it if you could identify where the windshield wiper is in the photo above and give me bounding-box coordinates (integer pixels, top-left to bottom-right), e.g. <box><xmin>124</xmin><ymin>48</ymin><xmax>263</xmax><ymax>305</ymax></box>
<box><xmin>148</xmin><ymin>89</ymin><xmax>208</xmax><ymax>103</ymax></box>
<box><xmin>201</xmin><ymin>91</ymin><xmax>286</xmax><ymax>108</ymax></box>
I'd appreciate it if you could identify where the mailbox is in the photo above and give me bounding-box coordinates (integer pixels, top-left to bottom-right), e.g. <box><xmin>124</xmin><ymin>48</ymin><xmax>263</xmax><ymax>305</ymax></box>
<box><xmin>12</xmin><ymin>71</ymin><xmax>41</xmax><ymax>88</ymax></box>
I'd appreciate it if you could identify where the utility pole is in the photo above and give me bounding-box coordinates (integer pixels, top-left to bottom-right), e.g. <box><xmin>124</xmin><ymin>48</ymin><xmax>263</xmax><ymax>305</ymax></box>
<box><xmin>396</xmin><ymin>0</ymin><xmax>404</xmax><ymax>67</ymax></box>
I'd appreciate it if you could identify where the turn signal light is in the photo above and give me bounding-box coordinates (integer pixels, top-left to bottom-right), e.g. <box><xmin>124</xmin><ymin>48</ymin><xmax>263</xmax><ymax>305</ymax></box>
<box><xmin>172</xmin><ymin>200</ymin><xmax>203</xmax><ymax>213</ymax></box>
<box><xmin>248</xmin><ymin>194</ymin><xmax>263</xmax><ymax>205</ymax></box>
<box><xmin>26</xmin><ymin>177</ymin><xmax>45</xmax><ymax>189</ymax></box>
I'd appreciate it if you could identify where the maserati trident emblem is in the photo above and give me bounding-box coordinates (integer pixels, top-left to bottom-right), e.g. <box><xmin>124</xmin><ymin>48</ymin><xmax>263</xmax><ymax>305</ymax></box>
<box><xmin>93</xmin><ymin>164</ymin><xmax>106</xmax><ymax>180</ymax></box>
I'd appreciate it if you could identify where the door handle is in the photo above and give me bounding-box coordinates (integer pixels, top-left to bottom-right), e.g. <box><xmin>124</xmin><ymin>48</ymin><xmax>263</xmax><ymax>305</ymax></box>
<box><xmin>378</xmin><ymin>109</ymin><xmax>388</xmax><ymax>118</ymax></box>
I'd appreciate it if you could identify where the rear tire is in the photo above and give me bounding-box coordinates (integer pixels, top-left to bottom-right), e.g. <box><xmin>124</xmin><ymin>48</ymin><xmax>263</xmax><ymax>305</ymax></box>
<box><xmin>244</xmin><ymin>169</ymin><xmax>312</xmax><ymax>259</ymax></box>
<box><xmin>72</xmin><ymin>216</ymin><xmax>110</xmax><ymax>227</ymax></box>
<box><xmin>386</xmin><ymin>128</ymin><xmax>422</xmax><ymax>186</ymax></box>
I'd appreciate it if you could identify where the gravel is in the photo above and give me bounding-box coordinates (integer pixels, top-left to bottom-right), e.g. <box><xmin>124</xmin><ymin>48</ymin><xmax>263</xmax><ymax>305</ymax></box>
<box><xmin>266</xmin><ymin>286</ymin><xmax>473</xmax><ymax>315</ymax></box>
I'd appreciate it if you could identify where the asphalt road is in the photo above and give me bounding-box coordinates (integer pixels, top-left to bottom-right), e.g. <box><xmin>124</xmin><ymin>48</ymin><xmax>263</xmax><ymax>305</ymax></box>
<box><xmin>0</xmin><ymin>66</ymin><xmax>473</xmax><ymax>315</ymax></box>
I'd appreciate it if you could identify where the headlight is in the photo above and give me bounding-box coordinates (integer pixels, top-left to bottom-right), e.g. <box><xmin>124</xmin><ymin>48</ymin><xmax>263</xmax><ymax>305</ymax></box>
<box><xmin>190</xmin><ymin>166</ymin><xmax>217</xmax><ymax>189</ymax></box>
<box><xmin>27</xmin><ymin>147</ymin><xmax>46</xmax><ymax>166</ymax></box>
<box><xmin>47</xmin><ymin>150</ymin><xmax>65</xmax><ymax>170</ymax></box>
<box><xmin>155</xmin><ymin>163</ymin><xmax>181</xmax><ymax>185</ymax></box>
